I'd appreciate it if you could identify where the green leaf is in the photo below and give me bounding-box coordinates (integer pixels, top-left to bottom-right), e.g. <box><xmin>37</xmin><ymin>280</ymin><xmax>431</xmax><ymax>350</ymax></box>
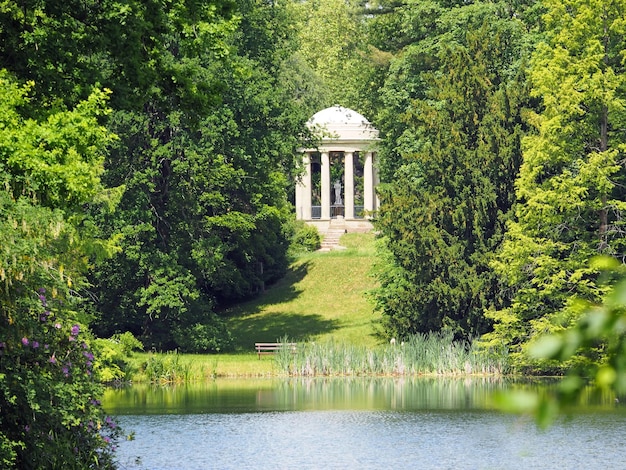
<box><xmin>529</xmin><ymin>335</ymin><xmax>563</xmax><ymax>360</ymax></box>
<box><xmin>493</xmin><ymin>390</ymin><xmax>539</xmax><ymax>414</ymax></box>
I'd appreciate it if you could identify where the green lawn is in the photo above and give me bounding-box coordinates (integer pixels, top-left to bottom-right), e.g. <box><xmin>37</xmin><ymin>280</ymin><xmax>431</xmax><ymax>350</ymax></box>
<box><xmin>224</xmin><ymin>232</ymin><xmax>382</xmax><ymax>352</ymax></box>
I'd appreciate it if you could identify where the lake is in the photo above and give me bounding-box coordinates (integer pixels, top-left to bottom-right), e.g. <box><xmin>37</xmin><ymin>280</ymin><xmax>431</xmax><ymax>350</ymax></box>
<box><xmin>103</xmin><ymin>377</ymin><xmax>626</xmax><ymax>469</ymax></box>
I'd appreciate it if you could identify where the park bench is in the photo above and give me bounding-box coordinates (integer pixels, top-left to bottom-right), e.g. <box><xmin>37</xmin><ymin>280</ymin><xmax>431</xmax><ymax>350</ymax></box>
<box><xmin>255</xmin><ymin>342</ymin><xmax>297</xmax><ymax>359</ymax></box>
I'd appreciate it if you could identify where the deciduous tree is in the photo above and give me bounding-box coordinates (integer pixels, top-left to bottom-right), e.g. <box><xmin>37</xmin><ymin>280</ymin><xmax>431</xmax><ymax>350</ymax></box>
<box><xmin>483</xmin><ymin>0</ymin><xmax>626</xmax><ymax>371</ymax></box>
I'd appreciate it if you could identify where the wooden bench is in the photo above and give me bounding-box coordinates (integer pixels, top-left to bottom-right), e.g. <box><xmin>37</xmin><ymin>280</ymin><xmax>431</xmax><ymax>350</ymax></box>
<box><xmin>255</xmin><ymin>342</ymin><xmax>297</xmax><ymax>359</ymax></box>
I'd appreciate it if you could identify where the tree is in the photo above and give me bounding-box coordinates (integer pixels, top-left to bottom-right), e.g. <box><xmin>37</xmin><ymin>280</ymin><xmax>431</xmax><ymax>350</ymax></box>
<box><xmin>483</xmin><ymin>0</ymin><xmax>626</xmax><ymax>372</ymax></box>
<box><xmin>0</xmin><ymin>71</ymin><xmax>120</xmax><ymax>468</ymax></box>
<box><xmin>293</xmin><ymin>0</ymin><xmax>371</xmax><ymax>108</ymax></box>
<box><xmin>88</xmin><ymin>0</ymin><xmax>313</xmax><ymax>350</ymax></box>
<box><xmin>372</xmin><ymin>1</ymin><xmax>531</xmax><ymax>339</ymax></box>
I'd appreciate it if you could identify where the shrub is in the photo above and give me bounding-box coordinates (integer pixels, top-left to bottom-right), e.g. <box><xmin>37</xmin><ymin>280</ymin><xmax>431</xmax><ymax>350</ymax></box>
<box><xmin>290</xmin><ymin>220</ymin><xmax>321</xmax><ymax>253</ymax></box>
<box><xmin>92</xmin><ymin>332</ymin><xmax>143</xmax><ymax>384</ymax></box>
<box><xmin>0</xmin><ymin>289</ymin><xmax>120</xmax><ymax>468</ymax></box>
<box><xmin>113</xmin><ymin>331</ymin><xmax>144</xmax><ymax>356</ymax></box>
<box><xmin>172</xmin><ymin>317</ymin><xmax>232</xmax><ymax>353</ymax></box>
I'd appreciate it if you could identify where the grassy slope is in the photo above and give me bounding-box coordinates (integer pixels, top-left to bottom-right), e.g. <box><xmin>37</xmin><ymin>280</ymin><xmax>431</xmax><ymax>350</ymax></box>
<box><xmin>224</xmin><ymin>232</ymin><xmax>382</xmax><ymax>352</ymax></box>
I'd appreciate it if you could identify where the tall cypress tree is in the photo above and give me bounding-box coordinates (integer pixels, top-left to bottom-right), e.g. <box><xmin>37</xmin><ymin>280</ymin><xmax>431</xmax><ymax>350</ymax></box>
<box><xmin>372</xmin><ymin>1</ymin><xmax>531</xmax><ymax>339</ymax></box>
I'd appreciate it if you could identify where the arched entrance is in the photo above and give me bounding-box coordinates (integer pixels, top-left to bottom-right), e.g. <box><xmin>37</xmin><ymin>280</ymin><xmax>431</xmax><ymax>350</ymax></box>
<box><xmin>295</xmin><ymin>106</ymin><xmax>379</xmax><ymax>232</ymax></box>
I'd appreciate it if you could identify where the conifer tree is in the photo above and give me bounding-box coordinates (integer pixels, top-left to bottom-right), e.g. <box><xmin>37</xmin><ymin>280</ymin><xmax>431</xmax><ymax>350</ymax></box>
<box><xmin>372</xmin><ymin>1</ymin><xmax>531</xmax><ymax>339</ymax></box>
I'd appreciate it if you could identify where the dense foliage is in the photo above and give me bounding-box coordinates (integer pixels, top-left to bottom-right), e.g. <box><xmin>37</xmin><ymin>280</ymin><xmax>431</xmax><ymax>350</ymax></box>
<box><xmin>364</xmin><ymin>0</ymin><xmax>626</xmax><ymax>382</ymax></box>
<box><xmin>370</xmin><ymin>0</ymin><xmax>532</xmax><ymax>340</ymax></box>
<box><xmin>482</xmin><ymin>0</ymin><xmax>626</xmax><ymax>372</ymax></box>
<box><xmin>1</xmin><ymin>0</ymin><xmax>320</xmax><ymax>352</ymax></box>
<box><xmin>0</xmin><ymin>73</ymin><xmax>119</xmax><ymax>468</ymax></box>
<box><xmin>87</xmin><ymin>0</ymin><xmax>315</xmax><ymax>350</ymax></box>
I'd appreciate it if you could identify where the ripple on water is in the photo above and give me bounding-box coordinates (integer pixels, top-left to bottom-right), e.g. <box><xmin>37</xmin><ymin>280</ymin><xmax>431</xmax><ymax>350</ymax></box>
<box><xmin>114</xmin><ymin>410</ymin><xmax>626</xmax><ymax>470</ymax></box>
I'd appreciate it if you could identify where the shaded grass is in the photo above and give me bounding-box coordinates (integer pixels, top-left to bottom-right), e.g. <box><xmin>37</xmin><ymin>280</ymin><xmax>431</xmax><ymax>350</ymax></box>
<box><xmin>224</xmin><ymin>232</ymin><xmax>381</xmax><ymax>352</ymax></box>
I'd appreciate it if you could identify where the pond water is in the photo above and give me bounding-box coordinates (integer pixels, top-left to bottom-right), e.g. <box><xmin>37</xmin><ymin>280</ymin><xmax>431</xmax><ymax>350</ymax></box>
<box><xmin>104</xmin><ymin>377</ymin><xmax>626</xmax><ymax>469</ymax></box>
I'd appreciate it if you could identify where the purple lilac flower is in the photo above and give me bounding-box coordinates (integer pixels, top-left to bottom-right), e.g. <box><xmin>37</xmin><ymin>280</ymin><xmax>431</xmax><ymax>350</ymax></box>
<box><xmin>71</xmin><ymin>324</ymin><xmax>80</xmax><ymax>336</ymax></box>
<box><xmin>49</xmin><ymin>355</ymin><xmax>57</xmax><ymax>364</ymax></box>
<box><xmin>32</xmin><ymin>341</ymin><xmax>39</xmax><ymax>349</ymax></box>
<box><xmin>21</xmin><ymin>337</ymin><xmax>29</xmax><ymax>346</ymax></box>
<box><xmin>62</xmin><ymin>366</ymin><xmax>69</xmax><ymax>377</ymax></box>
<box><xmin>54</xmin><ymin>323</ymin><xmax>61</xmax><ymax>329</ymax></box>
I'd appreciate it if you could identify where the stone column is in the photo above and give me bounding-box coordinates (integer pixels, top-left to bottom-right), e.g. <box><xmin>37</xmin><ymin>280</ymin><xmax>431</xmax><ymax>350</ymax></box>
<box><xmin>295</xmin><ymin>154</ymin><xmax>304</xmax><ymax>220</ymax></box>
<box><xmin>344</xmin><ymin>151</ymin><xmax>354</xmax><ymax>219</ymax></box>
<box><xmin>321</xmin><ymin>151</ymin><xmax>331</xmax><ymax>219</ymax></box>
<box><xmin>364</xmin><ymin>151</ymin><xmax>374</xmax><ymax>216</ymax></box>
<box><xmin>373</xmin><ymin>152</ymin><xmax>380</xmax><ymax>211</ymax></box>
<box><xmin>302</xmin><ymin>152</ymin><xmax>312</xmax><ymax>220</ymax></box>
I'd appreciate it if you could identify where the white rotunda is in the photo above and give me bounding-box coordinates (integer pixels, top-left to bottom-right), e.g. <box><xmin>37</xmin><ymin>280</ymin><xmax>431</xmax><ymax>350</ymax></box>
<box><xmin>295</xmin><ymin>105</ymin><xmax>379</xmax><ymax>233</ymax></box>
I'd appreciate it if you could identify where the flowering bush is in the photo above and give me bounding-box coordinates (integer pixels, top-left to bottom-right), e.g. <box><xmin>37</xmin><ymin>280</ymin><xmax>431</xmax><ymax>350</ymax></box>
<box><xmin>0</xmin><ymin>289</ymin><xmax>120</xmax><ymax>468</ymax></box>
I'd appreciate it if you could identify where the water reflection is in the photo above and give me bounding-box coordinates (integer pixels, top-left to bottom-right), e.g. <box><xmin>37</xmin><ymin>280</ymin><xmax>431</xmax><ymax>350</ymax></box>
<box><xmin>105</xmin><ymin>378</ymin><xmax>626</xmax><ymax>470</ymax></box>
<box><xmin>103</xmin><ymin>376</ymin><xmax>618</xmax><ymax>415</ymax></box>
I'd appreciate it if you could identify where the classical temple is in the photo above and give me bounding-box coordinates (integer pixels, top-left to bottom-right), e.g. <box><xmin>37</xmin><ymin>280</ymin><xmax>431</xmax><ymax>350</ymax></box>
<box><xmin>295</xmin><ymin>105</ymin><xmax>379</xmax><ymax>234</ymax></box>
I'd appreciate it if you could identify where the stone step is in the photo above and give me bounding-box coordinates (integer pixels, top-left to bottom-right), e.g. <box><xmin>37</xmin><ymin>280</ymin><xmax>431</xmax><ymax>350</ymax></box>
<box><xmin>318</xmin><ymin>227</ymin><xmax>347</xmax><ymax>251</ymax></box>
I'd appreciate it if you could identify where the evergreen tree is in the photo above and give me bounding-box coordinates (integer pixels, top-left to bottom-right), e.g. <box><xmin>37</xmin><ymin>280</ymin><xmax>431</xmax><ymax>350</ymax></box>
<box><xmin>372</xmin><ymin>1</ymin><xmax>531</xmax><ymax>339</ymax></box>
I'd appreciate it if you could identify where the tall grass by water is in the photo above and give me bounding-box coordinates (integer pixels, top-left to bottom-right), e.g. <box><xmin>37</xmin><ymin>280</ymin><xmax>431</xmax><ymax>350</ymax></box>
<box><xmin>137</xmin><ymin>352</ymin><xmax>194</xmax><ymax>384</ymax></box>
<box><xmin>128</xmin><ymin>352</ymin><xmax>280</xmax><ymax>382</ymax></box>
<box><xmin>274</xmin><ymin>332</ymin><xmax>508</xmax><ymax>377</ymax></box>
<box><xmin>125</xmin><ymin>332</ymin><xmax>507</xmax><ymax>383</ymax></box>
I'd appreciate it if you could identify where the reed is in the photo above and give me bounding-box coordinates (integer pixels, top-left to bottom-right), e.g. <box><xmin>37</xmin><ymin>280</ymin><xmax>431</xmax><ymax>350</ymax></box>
<box><xmin>127</xmin><ymin>352</ymin><xmax>279</xmax><ymax>382</ymax></box>
<box><xmin>137</xmin><ymin>351</ymin><xmax>193</xmax><ymax>384</ymax></box>
<box><xmin>275</xmin><ymin>332</ymin><xmax>508</xmax><ymax>377</ymax></box>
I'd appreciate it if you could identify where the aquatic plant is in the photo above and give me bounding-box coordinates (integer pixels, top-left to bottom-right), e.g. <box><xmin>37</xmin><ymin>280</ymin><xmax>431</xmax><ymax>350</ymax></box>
<box><xmin>275</xmin><ymin>333</ymin><xmax>508</xmax><ymax>377</ymax></box>
<box><xmin>140</xmin><ymin>351</ymin><xmax>192</xmax><ymax>384</ymax></box>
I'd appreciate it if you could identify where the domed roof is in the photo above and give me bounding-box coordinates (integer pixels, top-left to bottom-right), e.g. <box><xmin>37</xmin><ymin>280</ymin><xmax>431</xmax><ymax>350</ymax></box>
<box><xmin>307</xmin><ymin>105</ymin><xmax>378</xmax><ymax>143</ymax></box>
